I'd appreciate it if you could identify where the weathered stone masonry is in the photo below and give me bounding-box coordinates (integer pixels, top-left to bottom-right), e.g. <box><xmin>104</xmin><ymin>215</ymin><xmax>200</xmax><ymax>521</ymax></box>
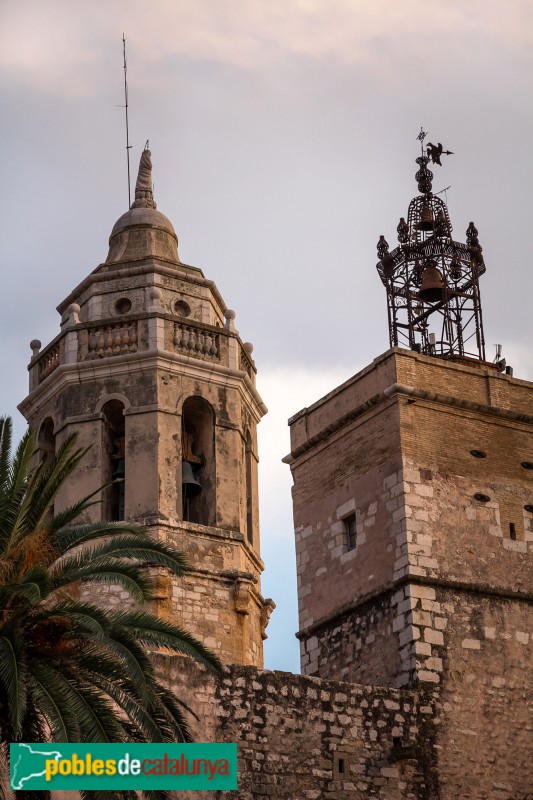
<box><xmin>286</xmin><ymin>348</ymin><xmax>533</xmax><ymax>799</ymax></box>
<box><xmin>18</xmin><ymin>148</ymin><xmax>533</xmax><ymax>799</ymax></box>
<box><xmin>157</xmin><ymin>658</ymin><xmax>440</xmax><ymax>800</ymax></box>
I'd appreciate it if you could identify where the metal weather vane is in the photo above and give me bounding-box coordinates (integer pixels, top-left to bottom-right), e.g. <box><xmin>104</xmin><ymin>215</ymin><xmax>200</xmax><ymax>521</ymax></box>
<box><xmin>426</xmin><ymin>141</ymin><xmax>454</xmax><ymax>166</ymax></box>
<box><xmin>416</xmin><ymin>128</ymin><xmax>454</xmax><ymax>164</ymax></box>
<box><xmin>375</xmin><ymin>134</ymin><xmax>487</xmax><ymax>364</ymax></box>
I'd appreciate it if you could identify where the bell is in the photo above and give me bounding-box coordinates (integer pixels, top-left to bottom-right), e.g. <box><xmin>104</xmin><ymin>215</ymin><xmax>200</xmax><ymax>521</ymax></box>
<box><xmin>418</xmin><ymin>265</ymin><xmax>445</xmax><ymax>303</ymax></box>
<box><xmin>182</xmin><ymin>461</ymin><xmax>202</xmax><ymax>496</ymax></box>
<box><xmin>449</xmin><ymin>258</ymin><xmax>462</xmax><ymax>282</ymax></box>
<box><xmin>415</xmin><ymin>204</ymin><xmax>434</xmax><ymax>232</ymax></box>
<box><xmin>112</xmin><ymin>458</ymin><xmax>125</xmax><ymax>480</ymax></box>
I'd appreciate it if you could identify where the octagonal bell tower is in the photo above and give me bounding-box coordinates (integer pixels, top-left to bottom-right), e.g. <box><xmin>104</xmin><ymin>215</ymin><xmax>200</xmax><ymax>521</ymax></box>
<box><xmin>19</xmin><ymin>147</ymin><xmax>274</xmax><ymax>666</ymax></box>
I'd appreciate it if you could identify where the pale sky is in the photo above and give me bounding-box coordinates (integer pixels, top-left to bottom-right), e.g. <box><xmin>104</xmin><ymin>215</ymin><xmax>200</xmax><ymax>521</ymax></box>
<box><xmin>1</xmin><ymin>1</ymin><xmax>532</xmax><ymax>672</ymax></box>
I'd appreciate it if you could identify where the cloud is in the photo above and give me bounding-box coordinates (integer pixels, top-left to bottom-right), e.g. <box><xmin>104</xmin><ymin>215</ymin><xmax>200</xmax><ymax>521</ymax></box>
<box><xmin>2</xmin><ymin>0</ymin><xmax>532</xmax><ymax>97</ymax></box>
<box><xmin>257</xmin><ymin>365</ymin><xmax>360</xmax><ymax>535</ymax></box>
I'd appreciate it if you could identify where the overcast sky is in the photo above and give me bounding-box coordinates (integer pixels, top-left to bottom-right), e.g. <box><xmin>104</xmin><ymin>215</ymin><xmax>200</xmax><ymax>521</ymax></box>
<box><xmin>1</xmin><ymin>1</ymin><xmax>532</xmax><ymax>673</ymax></box>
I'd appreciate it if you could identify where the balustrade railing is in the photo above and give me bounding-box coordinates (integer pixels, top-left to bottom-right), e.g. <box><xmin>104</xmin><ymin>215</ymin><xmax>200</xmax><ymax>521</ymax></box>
<box><xmin>87</xmin><ymin>321</ymin><xmax>138</xmax><ymax>358</ymax></box>
<box><xmin>240</xmin><ymin>347</ymin><xmax>254</xmax><ymax>378</ymax></box>
<box><xmin>174</xmin><ymin>322</ymin><xmax>220</xmax><ymax>360</ymax></box>
<box><xmin>34</xmin><ymin>316</ymin><xmax>252</xmax><ymax>384</ymax></box>
<box><xmin>38</xmin><ymin>343</ymin><xmax>60</xmax><ymax>382</ymax></box>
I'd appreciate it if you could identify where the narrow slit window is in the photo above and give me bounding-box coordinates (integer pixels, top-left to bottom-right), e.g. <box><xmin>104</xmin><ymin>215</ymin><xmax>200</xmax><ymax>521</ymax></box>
<box><xmin>344</xmin><ymin>513</ymin><xmax>357</xmax><ymax>551</ymax></box>
<box><xmin>509</xmin><ymin>522</ymin><xmax>516</xmax><ymax>541</ymax></box>
<box><xmin>338</xmin><ymin>758</ymin><xmax>345</xmax><ymax>775</ymax></box>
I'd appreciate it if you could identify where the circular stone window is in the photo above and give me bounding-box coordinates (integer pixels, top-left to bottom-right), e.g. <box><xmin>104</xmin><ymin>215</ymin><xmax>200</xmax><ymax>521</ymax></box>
<box><xmin>115</xmin><ymin>298</ymin><xmax>132</xmax><ymax>314</ymax></box>
<box><xmin>174</xmin><ymin>299</ymin><xmax>191</xmax><ymax>318</ymax></box>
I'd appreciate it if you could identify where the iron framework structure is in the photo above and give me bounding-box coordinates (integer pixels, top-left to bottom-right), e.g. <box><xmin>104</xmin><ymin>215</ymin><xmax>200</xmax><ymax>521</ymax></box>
<box><xmin>376</xmin><ymin>151</ymin><xmax>486</xmax><ymax>362</ymax></box>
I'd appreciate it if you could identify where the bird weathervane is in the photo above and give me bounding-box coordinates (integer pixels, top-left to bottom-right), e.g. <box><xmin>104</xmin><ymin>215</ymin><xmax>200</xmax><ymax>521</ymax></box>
<box><xmin>416</xmin><ymin>128</ymin><xmax>454</xmax><ymax>165</ymax></box>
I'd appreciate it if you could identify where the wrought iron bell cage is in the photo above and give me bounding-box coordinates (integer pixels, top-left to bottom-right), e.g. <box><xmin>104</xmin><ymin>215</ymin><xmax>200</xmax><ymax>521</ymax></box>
<box><xmin>376</xmin><ymin>151</ymin><xmax>486</xmax><ymax>362</ymax></box>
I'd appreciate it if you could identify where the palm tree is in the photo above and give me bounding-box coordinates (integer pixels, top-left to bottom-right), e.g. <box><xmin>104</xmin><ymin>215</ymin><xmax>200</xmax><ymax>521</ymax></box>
<box><xmin>0</xmin><ymin>417</ymin><xmax>220</xmax><ymax>799</ymax></box>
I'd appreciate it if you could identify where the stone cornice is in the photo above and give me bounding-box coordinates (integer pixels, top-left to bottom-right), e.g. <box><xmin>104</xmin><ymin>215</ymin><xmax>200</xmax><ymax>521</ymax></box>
<box><xmin>284</xmin><ymin>380</ymin><xmax>533</xmax><ymax>465</ymax></box>
<box><xmin>56</xmin><ymin>260</ymin><xmax>227</xmax><ymax>317</ymax></box>
<box><xmin>296</xmin><ymin>573</ymin><xmax>533</xmax><ymax>640</ymax></box>
<box><xmin>18</xmin><ymin>349</ymin><xmax>267</xmax><ymax>421</ymax></box>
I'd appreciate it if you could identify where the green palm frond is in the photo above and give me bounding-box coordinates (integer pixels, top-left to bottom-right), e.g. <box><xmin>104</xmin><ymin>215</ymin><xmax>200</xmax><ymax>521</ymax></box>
<box><xmin>16</xmin><ymin>435</ymin><xmax>90</xmax><ymax>540</ymax></box>
<box><xmin>83</xmin><ymin>629</ymin><xmax>154</xmax><ymax>704</ymax></box>
<box><xmin>0</xmin><ymin>415</ymin><xmax>220</xmax><ymax>758</ymax></box>
<box><xmin>110</xmin><ymin>610</ymin><xmax>222</xmax><ymax>672</ymax></box>
<box><xmin>0</xmin><ymin>417</ymin><xmax>12</xmax><ymax>489</ymax></box>
<box><xmin>29</xmin><ymin>602</ymin><xmax>112</xmax><ymax>638</ymax></box>
<box><xmin>51</xmin><ymin>521</ymin><xmax>150</xmax><ymax>551</ymax></box>
<box><xmin>51</xmin><ymin>559</ymin><xmax>156</xmax><ymax>602</ymax></box>
<box><xmin>149</xmin><ymin>683</ymin><xmax>196</xmax><ymax>742</ymax></box>
<box><xmin>64</xmin><ymin>534</ymin><xmax>188</xmax><ymax>576</ymax></box>
<box><xmin>29</xmin><ymin>659</ymin><xmax>82</xmax><ymax>741</ymax></box>
<box><xmin>0</xmin><ymin>627</ymin><xmax>27</xmax><ymax>737</ymax></box>
<box><xmin>0</xmin><ymin>564</ymin><xmax>52</xmax><ymax>608</ymax></box>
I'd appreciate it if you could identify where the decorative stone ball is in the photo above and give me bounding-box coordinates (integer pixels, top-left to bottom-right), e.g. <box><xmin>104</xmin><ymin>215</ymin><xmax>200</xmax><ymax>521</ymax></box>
<box><xmin>244</xmin><ymin>342</ymin><xmax>254</xmax><ymax>354</ymax></box>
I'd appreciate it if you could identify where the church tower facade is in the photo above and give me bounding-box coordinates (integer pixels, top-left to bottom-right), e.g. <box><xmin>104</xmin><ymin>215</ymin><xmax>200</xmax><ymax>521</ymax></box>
<box><xmin>285</xmin><ymin>145</ymin><xmax>533</xmax><ymax>795</ymax></box>
<box><xmin>19</xmin><ymin>148</ymin><xmax>273</xmax><ymax>667</ymax></box>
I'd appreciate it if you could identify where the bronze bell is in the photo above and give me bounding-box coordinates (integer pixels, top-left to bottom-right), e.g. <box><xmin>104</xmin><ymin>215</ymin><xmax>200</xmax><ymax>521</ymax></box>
<box><xmin>182</xmin><ymin>461</ymin><xmax>202</xmax><ymax>496</ymax></box>
<box><xmin>415</xmin><ymin>204</ymin><xmax>434</xmax><ymax>232</ymax></box>
<box><xmin>418</xmin><ymin>265</ymin><xmax>445</xmax><ymax>303</ymax></box>
<box><xmin>449</xmin><ymin>258</ymin><xmax>462</xmax><ymax>282</ymax></box>
<box><xmin>112</xmin><ymin>458</ymin><xmax>125</xmax><ymax>480</ymax></box>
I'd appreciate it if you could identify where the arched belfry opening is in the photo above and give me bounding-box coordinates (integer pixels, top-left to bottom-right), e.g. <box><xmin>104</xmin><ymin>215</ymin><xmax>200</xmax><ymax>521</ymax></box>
<box><xmin>245</xmin><ymin>430</ymin><xmax>253</xmax><ymax>544</ymax></box>
<box><xmin>37</xmin><ymin>417</ymin><xmax>56</xmax><ymax>515</ymax></box>
<box><xmin>181</xmin><ymin>396</ymin><xmax>216</xmax><ymax>526</ymax></box>
<box><xmin>102</xmin><ymin>400</ymin><xmax>125</xmax><ymax>521</ymax></box>
<box><xmin>37</xmin><ymin>417</ymin><xmax>56</xmax><ymax>463</ymax></box>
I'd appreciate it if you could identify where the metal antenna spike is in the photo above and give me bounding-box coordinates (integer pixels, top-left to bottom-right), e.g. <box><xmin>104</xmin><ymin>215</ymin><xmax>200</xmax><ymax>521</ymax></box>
<box><xmin>122</xmin><ymin>34</ymin><xmax>132</xmax><ymax>209</ymax></box>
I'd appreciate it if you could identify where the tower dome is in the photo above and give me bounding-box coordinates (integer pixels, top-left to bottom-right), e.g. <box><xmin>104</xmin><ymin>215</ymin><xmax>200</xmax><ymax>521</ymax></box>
<box><xmin>106</xmin><ymin>146</ymin><xmax>180</xmax><ymax>266</ymax></box>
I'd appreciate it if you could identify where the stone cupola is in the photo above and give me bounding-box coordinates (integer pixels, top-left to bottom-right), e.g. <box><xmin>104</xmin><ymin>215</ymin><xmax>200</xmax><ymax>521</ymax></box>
<box><xmin>106</xmin><ymin>146</ymin><xmax>180</xmax><ymax>266</ymax></box>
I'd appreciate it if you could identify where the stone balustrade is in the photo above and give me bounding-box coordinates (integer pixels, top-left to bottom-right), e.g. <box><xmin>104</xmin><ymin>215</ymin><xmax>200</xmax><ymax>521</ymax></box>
<box><xmin>240</xmin><ymin>347</ymin><xmax>254</xmax><ymax>378</ymax></box>
<box><xmin>87</xmin><ymin>321</ymin><xmax>138</xmax><ymax>358</ymax></box>
<box><xmin>37</xmin><ymin>343</ymin><xmax>60</xmax><ymax>383</ymax></box>
<box><xmin>174</xmin><ymin>321</ymin><xmax>220</xmax><ymax>360</ymax></box>
<box><xmin>33</xmin><ymin>315</ymin><xmax>255</xmax><ymax>383</ymax></box>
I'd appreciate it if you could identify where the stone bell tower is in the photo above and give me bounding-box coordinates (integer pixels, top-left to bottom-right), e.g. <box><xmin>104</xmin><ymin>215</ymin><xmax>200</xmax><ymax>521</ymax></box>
<box><xmin>286</xmin><ymin>141</ymin><xmax>533</xmax><ymax>796</ymax></box>
<box><xmin>19</xmin><ymin>147</ymin><xmax>274</xmax><ymax>666</ymax></box>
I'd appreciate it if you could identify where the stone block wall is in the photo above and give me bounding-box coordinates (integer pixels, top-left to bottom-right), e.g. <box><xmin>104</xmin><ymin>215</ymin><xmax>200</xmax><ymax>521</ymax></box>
<box><xmin>157</xmin><ymin>658</ymin><xmax>435</xmax><ymax>800</ymax></box>
<box><xmin>428</xmin><ymin>588</ymin><xmax>533</xmax><ymax>800</ymax></box>
<box><xmin>158</xmin><ymin>652</ymin><xmax>533</xmax><ymax>800</ymax></box>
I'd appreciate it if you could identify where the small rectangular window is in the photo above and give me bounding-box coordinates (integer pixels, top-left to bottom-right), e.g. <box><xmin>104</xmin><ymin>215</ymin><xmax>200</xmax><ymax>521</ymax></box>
<box><xmin>344</xmin><ymin>513</ymin><xmax>357</xmax><ymax>551</ymax></box>
<box><xmin>509</xmin><ymin>523</ymin><xmax>516</xmax><ymax>541</ymax></box>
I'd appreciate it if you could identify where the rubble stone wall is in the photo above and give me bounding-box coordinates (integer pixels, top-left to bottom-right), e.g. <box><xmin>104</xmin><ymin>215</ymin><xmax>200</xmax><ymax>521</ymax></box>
<box><xmin>158</xmin><ymin>659</ymin><xmax>433</xmax><ymax>800</ymax></box>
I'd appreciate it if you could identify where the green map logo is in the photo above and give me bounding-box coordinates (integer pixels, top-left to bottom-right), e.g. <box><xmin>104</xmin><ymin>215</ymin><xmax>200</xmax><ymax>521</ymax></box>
<box><xmin>11</xmin><ymin>744</ymin><xmax>63</xmax><ymax>790</ymax></box>
<box><xmin>10</xmin><ymin>743</ymin><xmax>237</xmax><ymax>791</ymax></box>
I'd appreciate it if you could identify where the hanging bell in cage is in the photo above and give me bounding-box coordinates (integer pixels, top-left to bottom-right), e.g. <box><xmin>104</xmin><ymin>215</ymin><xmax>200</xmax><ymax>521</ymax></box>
<box><xmin>434</xmin><ymin>211</ymin><xmax>447</xmax><ymax>238</ymax></box>
<box><xmin>412</xmin><ymin>262</ymin><xmax>423</xmax><ymax>286</ymax></box>
<box><xmin>418</xmin><ymin>264</ymin><xmax>445</xmax><ymax>303</ymax></box>
<box><xmin>449</xmin><ymin>258</ymin><xmax>462</xmax><ymax>282</ymax></box>
<box><xmin>415</xmin><ymin>203</ymin><xmax>434</xmax><ymax>232</ymax></box>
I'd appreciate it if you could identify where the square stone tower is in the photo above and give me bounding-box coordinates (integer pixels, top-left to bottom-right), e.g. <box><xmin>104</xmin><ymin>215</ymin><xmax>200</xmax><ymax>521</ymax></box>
<box><xmin>284</xmin><ymin>143</ymin><xmax>533</xmax><ymax>795</ymax></box>
<box><xmin>19</xmin><ymin>148</ymin><xmax>274</xmax><ymax>666</ymax></box>
<box><xmin>286</xmin><ymin>349</ymin><xmax>533</xmax><ymax>689</ymax></box>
